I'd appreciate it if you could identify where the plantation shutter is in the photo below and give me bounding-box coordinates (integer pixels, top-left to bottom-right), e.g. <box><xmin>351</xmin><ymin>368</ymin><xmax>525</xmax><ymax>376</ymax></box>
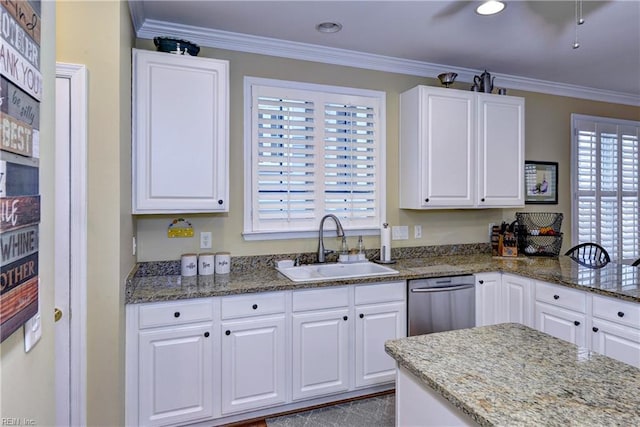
<box><xmin>324</xmin><ymin>98</ymin><xmax>377</xmax><ymax>226</ymax></box>
<box><xmin>249</xmin><ymin>82</ymin><xmax>383</xmax><ymax>235</ymax></box>
<box><xmin>573</xmin><ymin>115</ymin><xmax>640</xmax><ymax>261</ymax></box>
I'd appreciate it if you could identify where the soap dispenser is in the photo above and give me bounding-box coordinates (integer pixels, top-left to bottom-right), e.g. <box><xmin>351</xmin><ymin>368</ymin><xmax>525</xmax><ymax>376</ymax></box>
<box><xmin>356</xmin><ymin>236</ymin><xmax>366</xmax><ymax>261</ymax></box>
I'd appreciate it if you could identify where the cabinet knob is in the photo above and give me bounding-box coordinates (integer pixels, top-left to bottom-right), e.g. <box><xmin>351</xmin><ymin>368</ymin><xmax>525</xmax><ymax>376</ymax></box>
<box><xmin>478</xmin><ymin>280</ymin><xmax>484</xmax><ymax>284</ymax></box>
<box><xmin>617</xmin><ymin>311</ymin><xmax>625</xmax><ymax>317</ymax></box>
<box><xmin>359</xmin><ymin>313</ymin><xmax>364</xmax><ymax>319</ymax></box>
<box><xmin>225</xmin><ymin>330</ymin><xmax>231</xmax><ymax>336</ymax></box>
<box><xmin>574</xmin><ymin>321</ymin><xmax>581</xmax><ymax>326</ymax></box>
<box><xmin>252</xmin><ymin>304</ymin><xmax>258</xmax><ymax>310</ymax></box>
<box><xmin>174</xmin><ymin>312</ymin><xmax>181</xmax><ymax>318</ymax></box>
<box><xmin>424</xmin><ymin>198</ymin><xmax>429</xmax><ymax>203</ymax></box>
<box><xmin>553</xmin><ymin>295</ymin><xmax>560</xmax><ymax>300</ymax></box>
<box><xmin>204</xmin><ymin>332</ymin><xmax>210</xmax><ymax>338</ymax></box>
<box><xmin>218</xmin><ymin>199</ymin><xmax>224</xmax><ymax>205</ymax></box>
<box><xmin>481</xmin><ymin>198</ymin><xmax>485</xmax><ymax>202</ymax></box>
<box><xmin>343</xmin><ymin>316</ymin><xmax>348</xmax><ymax>321</ymax></box>
<box><xmin>592</xmin><ymin>327</ymin><xmax>599</xmax><ymax>332</ymax></box>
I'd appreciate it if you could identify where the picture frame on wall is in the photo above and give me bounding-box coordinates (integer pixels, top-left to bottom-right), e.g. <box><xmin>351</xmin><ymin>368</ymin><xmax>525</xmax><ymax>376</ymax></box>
<box><xmin>524</xmin><ymin>161</ymin><xmax>558</xmax><ymax>204</ymax></box>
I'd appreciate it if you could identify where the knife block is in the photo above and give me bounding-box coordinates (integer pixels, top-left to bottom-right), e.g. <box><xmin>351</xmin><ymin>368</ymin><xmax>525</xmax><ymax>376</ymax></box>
<box><xmin>498</xmin><ymin>232</ymin><xmax>518</xmax><ymax>257</ymax></box>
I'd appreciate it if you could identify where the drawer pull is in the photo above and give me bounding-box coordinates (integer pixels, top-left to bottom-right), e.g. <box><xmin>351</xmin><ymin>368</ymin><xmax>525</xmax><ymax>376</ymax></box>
<box><xmin>343</xmin><ymin>316</ymin><xmax>348</xmax><ymax>321</ymax></box>
<box><xmin>204</xmin><ymin>332</ymin><xmax>210</xmax><ymax>338</ymax></box>
<box><xmin>592</xmin><ymin>327</ymin><xmax>599</xmax><ymax>332</ymax></box>
<box><xmin>553</xmin><ymin>295</ymin><xmax>560</xmax><ymax>300</ymax></box>
<box><xmin>617</xmin><ymin>311</ymin><xmax>625</xmax><ymax>318</ymax></box>
<box><xmin>174</xmin><ymin>312</ymin><xmax>181</xmax><ymax>318</ymax></box>
<box><xmin>574</xmin><ymin>321</ymin><xmax>581</xmax><ymax>326</ymax></box>
<box><xmin>359</xmin><ymin>313</ymin><xmax>364</xmax><ymax>319</ymax></box>
<box><xmin>225</xmin><ymin>330</ymin><xmax>231</xmax><ymax>336</ymax></box>
<box><xmin>252</xmin><ymin>304</ymin><xmax>258</xmax><ymax>310</ymax></box>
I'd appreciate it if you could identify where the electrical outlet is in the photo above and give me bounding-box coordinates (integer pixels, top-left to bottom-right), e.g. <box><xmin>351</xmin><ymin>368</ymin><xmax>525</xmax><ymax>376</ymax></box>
<box><xmin>200</xmin><ymin>232</ymin><xmax>212</xmax><ymax>249</ymax></box>
<box><xmin>488</xmin><ymin>223</ymin><xmax>495</xmax><ymax>241</ymax></box>
<box><xmin>24</xmin><ymin>280</ymin><xmax>41</xmax><ymax>352</ymax></box>
<box><xmin>392</xmin><ymin>225</ymin><xmax>409</xmax><ymax>240</ymax></box>
<box><xmin>132</xmin><ymin>236</ymin><xmax>137</xmax><ymax>256</ymax></box>
<box><xmin>414</xmin><ymin>225</ymin><xmax>422</xmax><ymax>239</ymax></box>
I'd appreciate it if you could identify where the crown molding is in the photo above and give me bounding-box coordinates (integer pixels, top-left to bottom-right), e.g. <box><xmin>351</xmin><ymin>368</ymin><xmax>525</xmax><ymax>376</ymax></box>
<box><xmin>128</xmin><ymin>1</ymin><xmax>146</xmax><ymax>34</ymax></box>
<box><xmin>136</xmin><ymin>19</ymin><xmax>640</xmax><ymax>107</ymax></box>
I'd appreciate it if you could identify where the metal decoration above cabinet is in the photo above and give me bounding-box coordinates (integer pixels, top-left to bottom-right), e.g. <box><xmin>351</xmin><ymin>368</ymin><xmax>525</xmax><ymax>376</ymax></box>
<box><xmin>132</xmin><ymin>49</ymin><xmax>229</xmax><ymax>213</ymax></box>
<box><xmin>399</xmin><ymin>85</ymin><xmax>525</xmax><ymax>209</ymax></box>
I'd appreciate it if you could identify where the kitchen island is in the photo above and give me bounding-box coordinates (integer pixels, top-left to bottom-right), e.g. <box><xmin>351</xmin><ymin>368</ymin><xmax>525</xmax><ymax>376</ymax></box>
<box><xmin>385</xmin><ymin>323</ymin><xmax>640</xmax><ymax>426</ymax></box>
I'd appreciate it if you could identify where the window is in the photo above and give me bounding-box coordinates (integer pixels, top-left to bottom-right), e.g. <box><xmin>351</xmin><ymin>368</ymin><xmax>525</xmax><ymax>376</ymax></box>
<box><xmin>244</xmin><ymin>78</ymin><xmax>386</xmax><ymax>240</ymax></box>
<box><xmin>571</xmin><ymin>114</ymin><xmax>640</xmax><ymax>262</ymax></box>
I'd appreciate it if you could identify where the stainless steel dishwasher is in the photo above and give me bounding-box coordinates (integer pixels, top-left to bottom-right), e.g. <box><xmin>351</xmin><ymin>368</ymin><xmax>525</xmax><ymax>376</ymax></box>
<box><xmin>407</xmin><ymin>275</ymin><xmax>475</xmax><ymax>336</ymax></box>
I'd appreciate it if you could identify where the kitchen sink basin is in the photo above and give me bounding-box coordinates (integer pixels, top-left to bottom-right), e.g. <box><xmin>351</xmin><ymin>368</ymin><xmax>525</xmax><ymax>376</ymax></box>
<box><xmin>276</xmin><ymin>261</ymin><xmax>399</xmax><ymax>283</ymax></box>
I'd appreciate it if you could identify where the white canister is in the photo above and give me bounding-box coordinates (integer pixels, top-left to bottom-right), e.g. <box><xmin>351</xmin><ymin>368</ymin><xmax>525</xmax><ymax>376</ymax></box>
<box><xmin>198</xmin><ymin>253</ymin><xmax>215</xmax><ymax>276</ymax></box>
<box><xmin>181</xmin><ymin>253</ymin><xmax>198</xmax><ymax>277</ymax></box>
<box><xmin>215</xmin><ymin>252</ymin><xmax>231</xmax><ymax>275</ymax></box>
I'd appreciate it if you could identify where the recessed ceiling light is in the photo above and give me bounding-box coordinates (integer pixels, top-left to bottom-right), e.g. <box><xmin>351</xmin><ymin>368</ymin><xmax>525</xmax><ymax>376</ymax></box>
<box><xmin>316</xmin><ymin>22</ymin><xmax>342</xmax><ymax>33</ymax></box>
<box><xmin>476</xmin><ymin>0</ymin><xmax>506</xmax><ymax>16</ymax></box>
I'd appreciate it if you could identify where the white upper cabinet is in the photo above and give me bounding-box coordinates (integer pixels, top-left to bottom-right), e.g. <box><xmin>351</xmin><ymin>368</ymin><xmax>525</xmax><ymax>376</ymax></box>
<box><xmin>399</xmin><ymin>85</ymin><xmax>524</xmax><ymax>209</ymax></box>
<box><xmin>476</xmin><ymin>94</ymin><xmax>525</xmax><ymax>207</ymax></box>
<box><xmin>400</xmin><ymin>86</ymin><xmax>475</xmax><ymax>208</ymax></box>
<box><xmin>132</xmin><ymin>49</ymin><xmax>229</xmax><ymax>213</ymax></box>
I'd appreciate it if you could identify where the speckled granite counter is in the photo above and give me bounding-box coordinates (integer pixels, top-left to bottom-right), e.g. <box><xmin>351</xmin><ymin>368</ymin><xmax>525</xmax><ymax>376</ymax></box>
<box><xmin>126</xmin><ymin>252</ymin><xmax>640</xmax><ymax>304</ymax></box>
<box><xmin>385</xmin><ymin>323</ymin><xmax>640</xmax><ymax>426</ymax></box>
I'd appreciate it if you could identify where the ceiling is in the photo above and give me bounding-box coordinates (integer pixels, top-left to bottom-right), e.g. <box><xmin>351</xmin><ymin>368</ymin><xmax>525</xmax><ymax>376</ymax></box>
<box><xmin>130</xmin><ymin>1</ymin><xmax>640</xmax><ymax>103</ymax></box>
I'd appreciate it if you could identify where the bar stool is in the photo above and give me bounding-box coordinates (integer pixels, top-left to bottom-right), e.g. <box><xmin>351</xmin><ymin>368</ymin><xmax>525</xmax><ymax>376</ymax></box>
<box><xmin>564</xmin><ymin>243</ymin><xmax>610</xmax><ymax>268</ymax></box>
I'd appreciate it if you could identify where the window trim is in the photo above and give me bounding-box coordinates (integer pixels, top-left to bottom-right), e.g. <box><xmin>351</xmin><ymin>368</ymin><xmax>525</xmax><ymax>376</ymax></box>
<box><xmin>242</xmin><ymin>77</ymin><xmax>386</xmax><ymax>241</ymax></box>
<box><xmin>570</xmin><ymin>113</ymin><xmax>640</xmax><ymax>262</ymax></box>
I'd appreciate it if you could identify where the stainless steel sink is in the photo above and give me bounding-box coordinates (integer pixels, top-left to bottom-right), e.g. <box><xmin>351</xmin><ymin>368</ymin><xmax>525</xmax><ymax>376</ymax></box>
<box><xmin>276</xmin><ymin>261</ymin><xmax>399</xmax><ymax>283</ymax></box>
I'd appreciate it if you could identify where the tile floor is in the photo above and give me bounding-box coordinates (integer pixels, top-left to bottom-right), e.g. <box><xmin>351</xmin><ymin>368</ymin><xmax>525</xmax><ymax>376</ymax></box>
<box><xmin>265</xmin><ymin>393</ymin><xmax>395</xmax><ymax>427</ymax></box>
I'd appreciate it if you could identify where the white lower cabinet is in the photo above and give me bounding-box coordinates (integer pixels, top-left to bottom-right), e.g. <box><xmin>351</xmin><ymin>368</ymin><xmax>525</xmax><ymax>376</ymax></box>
<box><xmin>534</xmin><ymin>281</ymin><xmax>587</xmax><ymax>347</ymax></box>
<box><xmin>590</xmin><ymin>294</ymin><xmax>640</xmax><ymax>367</ymax></box>
<box><xmin>292</xmin><ymin>287</ymin><xmax>350</xmax><ymax>400</ymax></box>
<box><xmin>354</xmin><ymin>282</ymin><xmax>406</xmax><ymax>388</ymax></box>
<box><xmin>128</xmin><ymin>299</ymin><xmax>215</xmax><ymax>427</ymax></box>
<box><xmin>534</xmin><ymin>302</ymin><xmax>587</xmax><ymax>347</ymax></box>
<box><xmin>127</xmin><ymin>282</ymin><xmax>406</xmax><ymax>426</ymax></box>
<box><xmin>475</xmin><ymin>273</ymin><xmax>502</xmax><ymax>326</ymax></box>
<box><xmin>502</xmin><ymin>274</ymin><xmax>533</xmax><ymax>327</ymax></box>
<box><xmin>591</xmin><ymin>318</ymin><xmax>640</xmax><ymax>367</ymax></box>
<box><xmin>139</xmin><ymin>325</ymin><xmax>214</xmax><ymax>427</ymax></box>
<box><xmin>220</xmin><ymin>293</ymin><xmax>287</xmax><ymax>414</ymax></box>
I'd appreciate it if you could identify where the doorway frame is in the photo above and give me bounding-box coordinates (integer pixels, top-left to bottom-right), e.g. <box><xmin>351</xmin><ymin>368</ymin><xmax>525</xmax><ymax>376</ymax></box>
<box><xmin>55</xmin><ymin>62</ymin><xmax>88</xmax><ymax>426</ymax></box>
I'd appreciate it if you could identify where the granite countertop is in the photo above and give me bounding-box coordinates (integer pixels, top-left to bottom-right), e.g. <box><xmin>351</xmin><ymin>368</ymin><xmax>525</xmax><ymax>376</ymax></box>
<box><xmin>126</xmin><ymin>252</ymin><xmax>640</xmax><ymax>304</ymax></box>
<box><xmin>385</xmin><ymin>323</ymin><xmax>640</xmax><ymax>427</ymax></box>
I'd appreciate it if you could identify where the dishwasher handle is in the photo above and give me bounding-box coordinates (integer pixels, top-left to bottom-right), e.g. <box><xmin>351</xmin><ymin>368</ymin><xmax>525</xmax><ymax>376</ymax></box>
<box><xmin>410</xmin><ymin>284</ymin><xmax>475</xmax><ymax>293</ymax></box>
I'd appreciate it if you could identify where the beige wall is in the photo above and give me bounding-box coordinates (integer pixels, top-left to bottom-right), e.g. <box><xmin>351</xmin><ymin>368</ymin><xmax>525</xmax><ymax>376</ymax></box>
<box><xmin>0</xmin><ymin>2</ymin><xmax>56</xmax><ymax>424</ymax></box>
<box><xmin>134</xmin><ymin>41</ymin><xmax>640</xmax><ymax>261</ymax></box>
<box><xmin>56</xmin><ymin>1</ymin><xmax>135</xmax><ymax>425</ymax></box>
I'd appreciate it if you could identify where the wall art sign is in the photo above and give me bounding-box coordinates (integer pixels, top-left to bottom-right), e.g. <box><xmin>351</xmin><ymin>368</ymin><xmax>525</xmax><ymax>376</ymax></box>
<box><xmin>0</xmin><ymin>0</ymin><xmax>39</xmax><ymax>343</ymax></box>
<box><xmin>524</xmin><ymin>161</ymin><xmax>558</xmax><ymax>204</ymax></box>
<box><xmin>0</xmin><ymin>36</ymin><xmax>41</xmax><ymax>100</ymax></box>
<box><xmin>0</xmin><ymin>5</ymin><xmax>39</xmax><ymax>69</ymax></box>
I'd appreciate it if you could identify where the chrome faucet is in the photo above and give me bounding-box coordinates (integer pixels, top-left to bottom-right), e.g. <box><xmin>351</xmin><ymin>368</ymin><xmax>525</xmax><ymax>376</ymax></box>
<box><xmin>317</xmin><ymin>214</ymin><xmax>345</xmax><ymax>263</ymax></box>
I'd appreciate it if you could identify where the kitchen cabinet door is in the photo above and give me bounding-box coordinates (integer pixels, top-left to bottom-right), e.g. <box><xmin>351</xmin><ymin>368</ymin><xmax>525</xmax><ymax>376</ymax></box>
<box><xmin>138</xmin><ymin>324</ymin><xmax>214</xmax><ymax>426</ymax></box>
<box><xmin>591</xmin><ymin>319</ymin><xmax>640</xmax><ymax>368</ymax></box>
<box><xmin>354</xmin><ymin>301</ymin><xmax>406</xmax><ymax>388</ymax></box>
<box><xmin>132</xmin><ymin>49</ymin><xmax>229</xmax><ymax>213</ymax></box>
<box><xmin>476</xmin><ymin>94</ymin><xmax>524</xmax><ymax>207</ymax></box>
<box><xmin>220</xmin><ymin>315</ymin><xmax>287</xmax><ymax>414</ymax></box>
<box><xmin>475</xmin><ymin>273</ymin><xmax>502</xmax><ymax>327</ymax></box>
<box><xmin>291</xmin><ymin>308</ymin><xmax>350</xmax><ymax>400</ymax></box>
<box><xmin>400</xmin><ymin>86</ymin><xmax>475</xmax><ymax>208</ymax></box>
<box><xmin>502</xmin><ymin>274</ymin><xmax>533</xmax><ymax>327</ymax></box>
<box><xmin>534</xmin><ymin>302</ymin><xmax>587</xmax><ymax>347</ymax></box>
